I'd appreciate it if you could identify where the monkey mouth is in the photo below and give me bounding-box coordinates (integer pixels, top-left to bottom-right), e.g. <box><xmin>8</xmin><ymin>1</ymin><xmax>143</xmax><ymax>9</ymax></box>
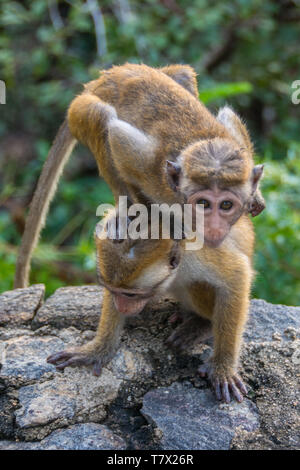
<box><xmin>112</xmin><ymin>293</ymin><xmax>150</xmax><ymax>316</ymax></box>
<box><xmin>204</xmin><ymin>236</ymin><xmax>225</xmax><ymax>248</ymax></box>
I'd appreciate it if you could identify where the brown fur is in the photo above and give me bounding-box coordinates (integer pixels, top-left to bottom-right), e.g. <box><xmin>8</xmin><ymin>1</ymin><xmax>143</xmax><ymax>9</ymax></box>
<box><xmin>15</xmin><ymin>63</ymin><xmax>263</xmax><ymax>288</ymax></box>
<box><xmin>68</xmin><ymin>63</ymin><xmax>232</xmax><ymax>204</ymax></box>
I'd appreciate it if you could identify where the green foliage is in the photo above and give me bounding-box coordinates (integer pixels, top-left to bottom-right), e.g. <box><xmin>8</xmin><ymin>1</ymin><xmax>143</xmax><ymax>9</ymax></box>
<box><xmin>0</xmin><ymin>0</ymin><xmax>299</xmax><ymax>304</ymax></box>
<box><xmin>199</xmin><ymin>82</ymin><xmax>253</xmax><ymax>104</ymax></box>
<box><xmin>253</xmin><ymin>143</ymin><xmax>300</xmax><ymax>305</ymax></box>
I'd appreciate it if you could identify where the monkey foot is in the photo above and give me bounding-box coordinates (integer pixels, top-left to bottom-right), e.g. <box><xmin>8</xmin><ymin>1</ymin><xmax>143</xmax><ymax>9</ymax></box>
<box><xmin>198</xmin><ymin>363</ymin><xmax>248</xmax><ymax>404</ymax></box>
<box><xmin>47</xmin><ymin>348</ymin><xmax>103</xmax><ymax>376</ymax></box>
<box><xmin>166</xmin><ymin>315</ymin><xmax>212</xmax><ymax>350</ymax></box>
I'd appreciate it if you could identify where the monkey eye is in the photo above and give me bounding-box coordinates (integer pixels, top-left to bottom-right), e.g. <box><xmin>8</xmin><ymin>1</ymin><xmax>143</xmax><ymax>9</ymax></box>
<box><xmin>123</xmin><ymin>292</ymin><xmax>136</xmax><ymax>298</ymax></box>
<box><xmin>196</xmin><ymin>199</ymin><xmax>210</xmax><ymax>209</ymax></box>
<box><xmin>220</xmin><ymin>201</ymin><xmax>233</xmax><ymax>211</ymax></box>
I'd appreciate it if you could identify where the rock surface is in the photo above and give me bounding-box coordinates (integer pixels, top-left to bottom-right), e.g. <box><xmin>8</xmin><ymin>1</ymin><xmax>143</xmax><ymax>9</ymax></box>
<box><xmin>0</xmin><ymin>284</ymin><xmax>299</xmax><ymax>450</ymax></box>
<box><xmin>0</xmin><ymin>423</ymin><xmax>126</xmax><ymax>450</ymax></box>
<box><xmin>0</xmin><ymin>284</ymin><xmax>44</xmax><ymax>327</ymax></box>
<box><xmin>142</xmin><ymin>383</ymin><xmax>259</xmax><ymax>450</ymax></box>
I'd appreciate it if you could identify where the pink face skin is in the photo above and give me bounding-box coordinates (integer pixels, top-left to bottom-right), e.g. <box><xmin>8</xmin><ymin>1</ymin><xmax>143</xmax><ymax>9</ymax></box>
<box><xmin>188</xmin><ymin>188</ymin><xmax>245</xmax><ymax>248</ymax></box>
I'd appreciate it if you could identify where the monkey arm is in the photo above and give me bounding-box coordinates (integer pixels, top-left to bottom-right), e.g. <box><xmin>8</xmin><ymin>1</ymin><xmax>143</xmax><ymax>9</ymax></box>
<box><xmin>47</xmin><ymin>289</ymin><xmax>125</xmax><ymax>376</ymax></box>
<box><xmin>198</xmin><ymin>256</ymin><xmax>251</xmax><ymax>403</ymax></box>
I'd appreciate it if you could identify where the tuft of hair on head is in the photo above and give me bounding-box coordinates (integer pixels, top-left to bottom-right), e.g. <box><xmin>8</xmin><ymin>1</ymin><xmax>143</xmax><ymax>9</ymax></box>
<box><xmin>183</xmin><ymin>138</ymin><xmax>250</xmax><ymax>187</ymax></box>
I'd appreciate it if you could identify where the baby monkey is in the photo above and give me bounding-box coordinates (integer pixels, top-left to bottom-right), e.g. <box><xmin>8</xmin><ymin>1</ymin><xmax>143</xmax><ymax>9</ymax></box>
<box><xmin>48</xmin><ymin>211</ymin><xmax>253</xmax><ymax>404</ymax></box>
<box><xmin>48</xmin><ymin>214</ymin><xmax>183</xmax><ymax>376</ymax></box>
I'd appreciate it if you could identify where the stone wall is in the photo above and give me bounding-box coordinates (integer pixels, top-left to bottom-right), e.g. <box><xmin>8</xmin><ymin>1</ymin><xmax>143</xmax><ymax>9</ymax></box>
<box><xmin>0</xmin><ymin>285</ymin><xmax>299</xmax><ymax>450</ymax></box>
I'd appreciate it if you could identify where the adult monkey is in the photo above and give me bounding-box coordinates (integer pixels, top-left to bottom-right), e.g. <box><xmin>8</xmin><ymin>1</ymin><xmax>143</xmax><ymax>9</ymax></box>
<box><xmin>14</xmin><ymin>63</ymin><xmax>264</xmax><ymax>288</ymax></box>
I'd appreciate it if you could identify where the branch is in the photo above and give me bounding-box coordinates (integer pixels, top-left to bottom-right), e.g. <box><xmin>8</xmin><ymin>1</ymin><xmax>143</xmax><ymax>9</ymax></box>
<box><xmin>86</xmin><ymin>0</ymin><xmax>107</xmax><ymax>57</ymax></box>
<box><xmin>202</xmin><ymin>23</ymin><xmax>237</xmax><ymax>72</ymax></box>
<box><xmin>112</xmin><ymin>0</ymin><xmax>133</xmax><ymax>25</ymax></box>
<box><xmin>47</xmin><ymin>0</ymin><xmax>64</xmax><ymax>30</ymax></box>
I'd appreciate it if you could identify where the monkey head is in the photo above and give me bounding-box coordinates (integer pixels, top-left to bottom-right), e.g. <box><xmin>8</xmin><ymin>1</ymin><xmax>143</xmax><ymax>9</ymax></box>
<box><xmin>166</xmin><ymin>107</ymin><xmax>264</xmax><ymax>248</ymax></box>
<box><xmin>94</xmin><ymin>216</ymin><xmax>182</xmax><ymax>316</ymax></box>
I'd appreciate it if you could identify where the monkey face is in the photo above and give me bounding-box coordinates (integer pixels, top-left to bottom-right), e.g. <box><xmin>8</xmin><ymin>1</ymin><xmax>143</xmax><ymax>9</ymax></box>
<box><xmin>187</xmin><ymin>187</ymin><xmax>245</xmax><ymax>248</ymax></box>
<box><xmin>95</xmin><ymin>217</ymin><xmax>182</xmax><ymax>316</ymax></box>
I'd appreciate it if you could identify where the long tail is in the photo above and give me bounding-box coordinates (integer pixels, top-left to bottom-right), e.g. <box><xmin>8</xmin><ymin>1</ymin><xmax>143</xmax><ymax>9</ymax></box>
<box><xmin>14</xmin><ymin>120</ymin><xmax>77</xmax><ymax>288</ymax></box>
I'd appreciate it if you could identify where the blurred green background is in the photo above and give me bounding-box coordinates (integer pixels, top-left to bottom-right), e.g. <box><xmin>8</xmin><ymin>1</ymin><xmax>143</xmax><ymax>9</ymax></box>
<box><xmin>0</xmin><ymin>0</ymin><xmax>299</xmax><ymax>304</ymax></box>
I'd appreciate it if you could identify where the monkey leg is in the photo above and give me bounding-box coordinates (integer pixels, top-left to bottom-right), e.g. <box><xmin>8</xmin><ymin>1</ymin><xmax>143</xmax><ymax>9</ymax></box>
<box><xmin>198</xmin><ymin>268</ymin><xmax>251</xmax><ymax>403</ymax></box>
<box><xmin>166</xmin><ymin>314</ymin><xmax>212</xmax><ymax>350</ymax></box>
<box><xmin>67</xmin><ymin>93</ymin><xmax>128</xmax><ymax>198</ymax></box>
<box><xmin>47</xmin><ymin>290</ymin><xmax>124</xmax><ymax>376</ymax></box>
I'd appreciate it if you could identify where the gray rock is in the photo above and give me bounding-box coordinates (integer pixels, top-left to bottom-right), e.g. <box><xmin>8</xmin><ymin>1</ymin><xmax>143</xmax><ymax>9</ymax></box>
<box><xmin>0</xmin><ymin>335</ymin><xmax>65</xmax><ymax>381</ymax></box>
<box><xmin>0</xmin><ymin>284</ymin><xmax>44</xmax><ymax>326</ymax></box>
<box><xmin>0</xmin><ymin>284</ymin><xmax>299</xmax><ymax>449</ymax></box>
<box><xmin>40</xmin><ymin>423</ymin><xmax>126</xmax><ymax>450</ymax></box>
<box><xmin>14</xmin><ymin>340</ymin><xmax>153</xmax><ymax>434</ymax></box>
<box><xmin>0</xmin><ymin>423</ymin><xmax>126</xmax><ymax>450</ymax></box>
<box><xmin>234</xmin><ymin>339</ymin><xmax>300</xmax><ymax>449</ymax></box>
<box><xmin>32</xmin><ymin>286</ymin><xmax>103</xmax><ymax>330</ymax></box>
<box><xmin>15</xmin><ymin>367</ymin><xmax>122</xmax><ymax>429</ymax></box>
<box><xmin>141</xmin><ymin>382</ymin><xmax>259</xmax><ymax>450</ymax></box>
<box><xmin>245</xmin><ymin>299</ymin><xmax>300</xmax><ymax>343</ymax></box>
<box><xmin>0</xmin><ymin>440</ymin><xmax>39</xmax><ymax>450</ymax></box>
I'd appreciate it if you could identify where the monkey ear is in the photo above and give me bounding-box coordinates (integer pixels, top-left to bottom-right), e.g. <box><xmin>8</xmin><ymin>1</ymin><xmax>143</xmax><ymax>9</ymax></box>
<box><xmin>166</xmin><ymin>160</ymin><xmax>181</xmax><ymax>192</ymax></box>
<box><xmin>108</xmin><ymin>118</ymin><xmax>156</xmax><ymax>166</ymax></box>
<box><xmin>216</xmin><ymin>106</ymin><xmax>253</xmax><ymax>152</ymax></box>
<box><xmin>161</xmin><ymin>65</ymin><xmax>198</xmax><ymax>97</ymax></box>
<box><xmin>251</xmin><ymin>164</ymin><xmax>264</xmax><ymax>194</ymax></box>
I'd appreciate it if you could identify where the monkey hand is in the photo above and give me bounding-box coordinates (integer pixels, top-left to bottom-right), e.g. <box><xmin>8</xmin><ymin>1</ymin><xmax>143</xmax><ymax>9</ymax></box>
<box><xmin>166</xmin><ymin>315</ymin><xmax>212</xmax><ymax>351</ymax></box>
<box><xmin>47</xmin><ymin>340</ymin><xmax>115</xmax><ymax>377</ymax></box>
<box><xmin>198</xmin><ymin>361</ymin><xmax>248</xmax><ymax>404</ymax></box>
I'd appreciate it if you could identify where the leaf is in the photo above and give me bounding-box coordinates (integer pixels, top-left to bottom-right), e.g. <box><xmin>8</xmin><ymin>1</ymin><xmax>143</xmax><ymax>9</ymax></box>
<box><xmin>199</xmin><ymin>82</ymin><xmax>253</xmax><ymax>103</ymax></box>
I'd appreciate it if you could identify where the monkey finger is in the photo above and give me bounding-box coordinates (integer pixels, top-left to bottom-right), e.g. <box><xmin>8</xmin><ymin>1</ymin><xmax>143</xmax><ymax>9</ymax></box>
<box><xmin>221</xmin><ymin>381</ymin><xmax>231</xmax><ymax>403</ymax></box>
<box><xmin>93</xmin><ymin>362</ymin><xmax>102</xmax><ymax>376</ymax></box>
<box><xmin>47</xmin><ymin>351</ymin><xmax>74</xmax><ymax>365</ymax></box>
<box><xmin>55</xmin><ymin>355</ymin><xmax>88</xmax><ymax>370</ymax></box>
<box><xmin>214</xmin><ymin>379</ymin><xmax>222</xmax><ymax>401</ymax></box>
<box><xmin>228</xmin><ymin>380</ymin><xmax>243</xmax><ymax>403</ymax></box>
<box><xmin>234</xmin><ymin>375</ymin><xmax>248</xmax><ymax>395</ymax></box>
